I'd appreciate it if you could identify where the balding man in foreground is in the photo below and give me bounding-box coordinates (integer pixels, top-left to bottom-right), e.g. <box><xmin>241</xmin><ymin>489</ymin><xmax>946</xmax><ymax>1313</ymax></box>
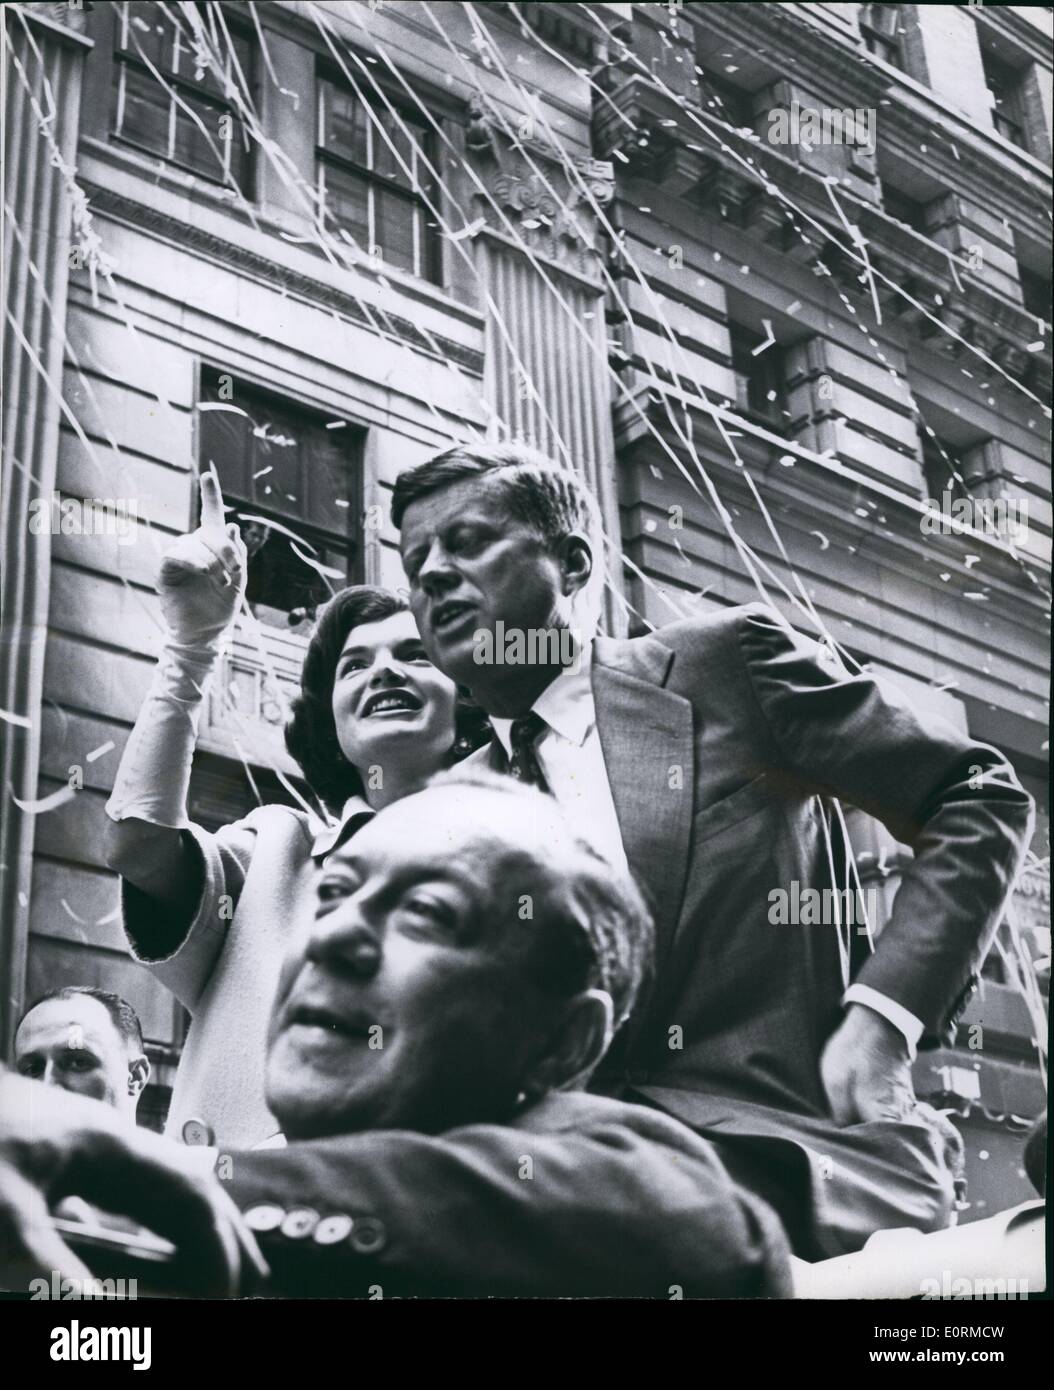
<box><xmin>0</xmin><ymin>770</ymin><xmax>790</xmax><ymax>1298</ymax></box>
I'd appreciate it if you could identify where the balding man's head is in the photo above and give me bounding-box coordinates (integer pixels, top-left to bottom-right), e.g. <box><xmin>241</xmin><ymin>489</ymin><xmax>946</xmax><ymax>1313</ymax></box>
<box><xmin>266</xmin><ymin>769</ymin><xmax>652</xmax><ymax>1140</ymax></box>
<box><xmin>15</xmin><ymin>987</ymin><xmax>149</xmax><ymax>1121</ymax></box>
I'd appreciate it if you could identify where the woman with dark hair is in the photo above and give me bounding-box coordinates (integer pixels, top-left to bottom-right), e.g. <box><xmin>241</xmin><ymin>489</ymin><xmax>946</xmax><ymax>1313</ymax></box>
<box><xmin>104</xmin><ymin>473</ymin><xmax>485</xmax><ymax>1148</ymax></box>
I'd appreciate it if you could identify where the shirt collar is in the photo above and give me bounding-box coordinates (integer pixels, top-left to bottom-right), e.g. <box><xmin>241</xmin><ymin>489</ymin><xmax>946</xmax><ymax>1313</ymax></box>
<box><xmin>490</xmin><ymin>642</ymin><xmax>595</xmax><ymax>755</ymax></box>
<box><xmin>309</xmin><ymin>793</ymin><xmax>374</xmax><ymax>860</ymax></box>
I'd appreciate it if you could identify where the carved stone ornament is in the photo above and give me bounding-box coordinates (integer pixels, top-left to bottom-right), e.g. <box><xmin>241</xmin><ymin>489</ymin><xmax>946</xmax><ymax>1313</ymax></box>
<box><xmin>470</xmin><ymin>141</ymin><xmax>615</xmax><ymax>280</ymax></box>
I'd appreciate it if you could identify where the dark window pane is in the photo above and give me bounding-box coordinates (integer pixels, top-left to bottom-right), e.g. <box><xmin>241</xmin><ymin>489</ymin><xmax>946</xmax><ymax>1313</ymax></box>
<box><xmin>198</xmin><ymin>372</ymin><xmax>356</xmax><ymax>622</ymax></box>
<box><xmin>325</xmin><ymin>163</ymin><xmax>371</xmax><ymax>249</ymax></box>
<box><xmin>199</xmin><ymin>408</ymin><xmax>250</xmax><ymax>501</ymax></box>
<box><xmin>729</xmin><ymin>324</ymin><xmax>785</xmax><ymax>421</ymax></box>
<box><xmin>323</xmin><ymin>83</ymin><xmax>369</xmax><ymax>165</ymax></box>
<box><xmin>172</xmin><ymin>87</ymin><xmax>227</xmax><ymax>177</ymax></box>
<box><xmin>373</xmin><ymin>106</ymin><xmax>416</xmax><ymax>189</ymax></box>
<box><xmin>250</xmin><ymin>414</ymin><xmax>303</xmax><ymax>523</ymax></box>
<box><xmin>1019</xmin><ymin>267</ymin><xmax>1052</xmax><ymax>323</ymax></box>
<box><xmin>882</xmin><ymin>182</ymin><xmax>928</xmax><ymax>236</ymax></box>
<box><xmin>304</xmin><ymin>434</ymin><xmax>355</xmax><ymax>534</ymax></box>
<box><xmin>981</xmin><ymin>49</ymin><xmax>1027</xmax><ymax>148</ymax></box>
<box><xmin>118</xmin><ymin>3</ymin><xmax>178</xmax><ymax>71</ymax></box>
<box><xmin>117</xmin><ymin>64</ymin><xmax>171</xmax><ymax>156</ymax></box>
<box><xmin>921</xmin><ymin>437</ymin><xmax>967</xmax><ymax>503</ymax></box>
<box><xmin>696</xmin><ymin>69</ymin><xmax>753</xmax><ymax>128</ymax></box>
<box><xmin>374</xmin><ymin>187</ymin><xmax>417</xmax><ymax>273</ymax></box>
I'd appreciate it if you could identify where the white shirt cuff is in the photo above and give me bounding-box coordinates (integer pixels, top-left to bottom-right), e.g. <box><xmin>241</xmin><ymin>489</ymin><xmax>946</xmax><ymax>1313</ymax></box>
<box><xmin>843</xmin><ymin>984</ymin><xmax>924</xmax><ymax>1058</ymax></box>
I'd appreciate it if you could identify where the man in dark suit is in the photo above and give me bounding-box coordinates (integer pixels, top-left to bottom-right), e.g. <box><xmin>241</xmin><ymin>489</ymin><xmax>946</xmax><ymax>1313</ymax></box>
<box><xmin>393</xmin><ymin>443</ymin><xmax>1034</xmax><ymax>1260</ymax></box>
<box><xmin>0</xmin><ymin>770</ymin><xmax>789</xmax><ymax>1298</ymax></box>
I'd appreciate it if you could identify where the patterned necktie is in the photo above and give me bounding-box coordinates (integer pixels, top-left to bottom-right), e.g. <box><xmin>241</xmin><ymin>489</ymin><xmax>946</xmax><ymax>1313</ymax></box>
<box><xmin>506</xmin><ymin>711</ymin><xmax>550</xmax><ymax>793</ymax></box>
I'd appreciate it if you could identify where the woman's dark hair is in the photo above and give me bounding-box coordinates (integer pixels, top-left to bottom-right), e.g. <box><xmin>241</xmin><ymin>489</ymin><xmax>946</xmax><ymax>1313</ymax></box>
<box><xmin>284</xmin><ymin>585</ymin><xmax>490</xmax><ymax>813</ymax></box>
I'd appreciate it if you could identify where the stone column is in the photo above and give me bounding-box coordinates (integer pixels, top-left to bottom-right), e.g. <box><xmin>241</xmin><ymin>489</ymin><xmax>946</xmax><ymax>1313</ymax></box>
<box><xmin>465</xmin><ymin>124</ymin><xmax>625</xmax><ymax>632</ymax></box>
<box><xmin>0</xmin><ymin>2</ymin><xmax>92</xmax><ymax>1055</ymax></box>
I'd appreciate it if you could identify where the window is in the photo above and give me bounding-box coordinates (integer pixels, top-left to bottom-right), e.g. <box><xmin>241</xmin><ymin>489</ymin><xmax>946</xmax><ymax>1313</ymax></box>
<box><xmin>921</xmin><ymin>433</ymin><xmax>967</xmax><ymax>504</ymax></box>
<box><xmin>112</xmin><ymin>1</ymin><xmax>253</xmax><ymax>188</ymax></box>
<box><xmin>697</xmin><ymin>67</ymin><xmax>754</xmax><ymax>130</ymax></box>
<box><xmin>981</xmin><ymin>48</ymin><xmax>1027</xmax><ymax>149</ymax></box>
<box><xmin>859</xmin><ymin>3</ymin><xmax>903</xmax><ymax>69</ymax></box>
<box><xmin>317</xmin><ymin>74</ymin><xmax>439</xmax><ymax>283</ymax></box>
<box><xmin>729</xmin><ymin>323</ymin><xmax>786</xmax><ymax>423</ymax></box>
<box><xmin>881</xmin><ymin>182</ymin><xmax>929</xmax><ymax>237</ymax></box>
<box><xmin>198</xmin><ymin>371</ymin><xmax>360</xmax><ymax>628</ymax></box>
<box><xmin>1018</xmin><ymin>265</ymin><xmax>1052</xmax><ymax>324</ymax></box>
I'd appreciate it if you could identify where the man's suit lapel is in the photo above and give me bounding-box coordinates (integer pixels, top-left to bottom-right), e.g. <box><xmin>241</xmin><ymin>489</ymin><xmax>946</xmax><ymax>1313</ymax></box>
<box><xmin>591</xmin><ymin>634</ymin><xmax>695</xmax><ymax>966</ymax></box>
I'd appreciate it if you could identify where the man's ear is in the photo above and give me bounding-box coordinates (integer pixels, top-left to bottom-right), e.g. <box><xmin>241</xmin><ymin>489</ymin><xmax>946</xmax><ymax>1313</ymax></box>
<box><xmin>521</xmin><ymin>989</ymin><xmax>614</xmax><ymax>1099</ymax></box>
<box><xmin>557</xmin><ymin>532</ymin><xmax>594</xmax><ymax>599</ymax></box>
<box><xmin>128</xmin><ymin>1054</ymin><xmax>150</xmax><ymax>1100</ymax></box>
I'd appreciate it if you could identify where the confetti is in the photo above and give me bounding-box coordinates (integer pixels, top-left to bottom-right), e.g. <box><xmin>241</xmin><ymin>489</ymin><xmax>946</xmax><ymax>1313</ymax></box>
<box><xmin>0</xmin><ymin>708</ymin><xmax>32</xmax><ymax>728</ymax></box>
<box><xmin>85</xmin><ymin>741</ymin><xmax>115</xmax><ymax>763</ymax></box>
<box><xmin>290</xmin><ymin>543</ymin><xmax>345</xmax><ymax>580</ymax></box>
<box><xmin>11</xmin><ymin>785</ymin><xmax>77</xmax><ymax>814</ymax></box>
<box><xmin>197</xmin><ymin>402</ymin><xmax>250</xmax><ymax>417</ymax></box>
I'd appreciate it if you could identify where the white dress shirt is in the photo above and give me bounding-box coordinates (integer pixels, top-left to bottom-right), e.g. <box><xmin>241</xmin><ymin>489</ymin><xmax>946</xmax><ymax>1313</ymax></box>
<box><xmin>489</xmin><ymin>645</ymin><xmax>629</xmax><ymax>877</ymax></box>
<box><xmin>490</xmin><ymin>643</ymin><xmax>923</xmax><ymax>1055</ymax></box>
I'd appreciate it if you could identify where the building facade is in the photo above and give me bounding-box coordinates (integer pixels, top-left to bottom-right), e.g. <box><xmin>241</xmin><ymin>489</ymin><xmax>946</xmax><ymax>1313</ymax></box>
<box><xmin>3</xmin><ymin>1</ymin><xmax>1050</xmax><ymax>1213</ymax></box>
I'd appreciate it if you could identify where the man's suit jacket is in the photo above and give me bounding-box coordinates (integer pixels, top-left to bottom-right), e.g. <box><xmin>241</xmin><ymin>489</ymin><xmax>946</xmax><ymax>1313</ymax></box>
<box><xmin>491</xmin><ymin>604</ymin><xmax>1034</xmax><ymax>1257</ymax></box>
<box><xmin>224</xmin><ymin>1090</ymin><xmax>791</xmax><ymax>1298</ymax></box>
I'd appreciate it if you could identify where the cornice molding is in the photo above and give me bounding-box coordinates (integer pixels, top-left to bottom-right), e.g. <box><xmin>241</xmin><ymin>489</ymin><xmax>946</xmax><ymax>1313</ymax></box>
<box><xmin>684</xmin><ymin>3</ymin><xmax>1050</xmax><ymax>227</ymax></box>
<box><xmin>594</xmin><ymin>75</ymin><xmax>1051</xmax><ymax>392</ymax></box>
<box><xmin>690</xmin><ymin>1</ymin><xmax>892</xmax><ymax>111</ymax></box>
<box><xmin>973</xmin><ymin>5</ymin><xmax>1054</xmax><ymax>68</ymax></box>
<box><xmin>81</xmin><ymin>182</ymin><xmax>486</xmax><ymax>378</ymax></box>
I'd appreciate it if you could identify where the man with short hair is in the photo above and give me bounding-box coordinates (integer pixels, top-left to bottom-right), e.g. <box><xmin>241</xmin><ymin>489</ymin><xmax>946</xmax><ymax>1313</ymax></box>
<box><xmin>0</xmin><ymin>771</ymin><xmax>790</xmax><ymax>1298</ymax></box>
<box><xmin>15</xmin><ymin>987</ymin><xmax>149</xmax><ymax>1121</ymax></box>
<box><xmin>391</xmin><ymin>441</ymin><xmax>1034</xmax><ymax>1259</ymax></box>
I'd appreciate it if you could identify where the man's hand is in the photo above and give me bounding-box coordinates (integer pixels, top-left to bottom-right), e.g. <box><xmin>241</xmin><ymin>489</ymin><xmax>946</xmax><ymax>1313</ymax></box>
<box><xmin>820</xmin><ymin>1004</ymin><xmax>917</xmax><ymax>1126</ymax></box>
<box><xmin>158</xmin><ymin>469</ymin><xmax>247</xmax><ymax>648</ymax></box>
<box><xmin>0</xmin><ymin>1072</ymin><xmax>265</xmax><ymax>1295</ymax></box>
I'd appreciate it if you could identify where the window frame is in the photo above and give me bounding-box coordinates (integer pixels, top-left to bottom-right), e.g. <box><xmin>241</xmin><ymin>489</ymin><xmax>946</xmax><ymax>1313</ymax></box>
<box><xmin>859</xmin><ymin>3</ymin><xmax>904</xmax><ymax>70</ymax></box>
<box><xmin>196</xmin><ymin>367</ymin><xmax>364</xmax><ymax>626</ymax></box>
<box><xmin>920</xmin><ymin>433</ymin><xmax>968</xmax><ymax>506</ymax></box>
<box><xmin>315</xmin><ymin>66</ymin><xmax>441</xmax><ymax>285</ymax></box>
<box><xmin>880</xmin><ymin>181</ymin><xmax>930</xmax><ymax>238</ymax></box>
<box><xmin>980</xmin><ymin>47</ymin><xmax>1029</xmax><ymax>151</ymax></box>
<box><xmin>728</xmin><ymin>322</ymin><xmax>787</xmax><ymax>426</ymax></box>
<box><xmin>111</xmin><ymin>0</ymin><xmax>255</xmax><ymax>192</ymax></box>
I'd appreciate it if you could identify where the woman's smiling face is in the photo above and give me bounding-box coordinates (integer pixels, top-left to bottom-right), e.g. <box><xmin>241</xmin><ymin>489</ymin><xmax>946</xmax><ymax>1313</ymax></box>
<box><xmin>330</xmin><ymin>610</ymin><xmax>458</xmax><ymax>781</ymax></box>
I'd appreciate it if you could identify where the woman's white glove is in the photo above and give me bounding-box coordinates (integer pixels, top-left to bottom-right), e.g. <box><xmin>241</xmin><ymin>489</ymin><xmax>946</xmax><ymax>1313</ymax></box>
<box><xmin>106</xmin><ymin>471</ymin><xmax>250</xmax><ymax>831</ymax></box>
<box><xmin>159</xmin><ymin>470</ymin><xmax>248</xmax><ymax>651</ymax></box>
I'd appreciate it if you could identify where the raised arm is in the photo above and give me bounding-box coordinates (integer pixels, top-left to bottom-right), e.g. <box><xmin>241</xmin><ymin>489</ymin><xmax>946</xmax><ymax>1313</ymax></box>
<box><xmin>736</xmin><ymin>604</ymin><xmax>1034</xmax><ymax>1122</ymax></box>
<box><xmin>103</xmin><ymin>469</ymin><xmax>247</xmax><ymax>959</ymax></box>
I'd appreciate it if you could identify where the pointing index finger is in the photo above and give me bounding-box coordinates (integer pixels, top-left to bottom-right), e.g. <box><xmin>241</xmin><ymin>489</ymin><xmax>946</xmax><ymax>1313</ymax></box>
<box><xmin>199</xmin><ymin>467</ymin><xmax>227</xmax><ymax>533</ymax></box>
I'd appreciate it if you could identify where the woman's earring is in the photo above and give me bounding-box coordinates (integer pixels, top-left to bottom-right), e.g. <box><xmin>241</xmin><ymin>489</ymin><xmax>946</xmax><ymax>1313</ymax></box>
<box><xmin>452</xmin><ymin>736</ymin><xmax>473</xmax><ymax>757</ymax></box>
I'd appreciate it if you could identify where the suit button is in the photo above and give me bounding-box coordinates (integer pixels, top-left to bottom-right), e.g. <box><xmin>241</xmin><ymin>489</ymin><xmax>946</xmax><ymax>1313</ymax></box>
<box><xmin>281</xmin><ymin>1208</ymin><xmax>320</xmax><ymax>1240</ymax></box>
<box><xmin>181</xmin><ymin>1117</ymin><xmax>214</xmax><ymax>1146</ymax></box>
<box><xmin>349</xmin><ymin>1216</ymin><xmax>387</xmax><ymax>1254</ymax></box>
<box><xmin>244</xmin><ymin>1204</ymin><xmax>285</xmax><ymax>1233</ymax></box>
<box><xmin>313</xmin><ymin>1214</ymin><xmax>353</xmax><ymax>1246</ymax></box>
